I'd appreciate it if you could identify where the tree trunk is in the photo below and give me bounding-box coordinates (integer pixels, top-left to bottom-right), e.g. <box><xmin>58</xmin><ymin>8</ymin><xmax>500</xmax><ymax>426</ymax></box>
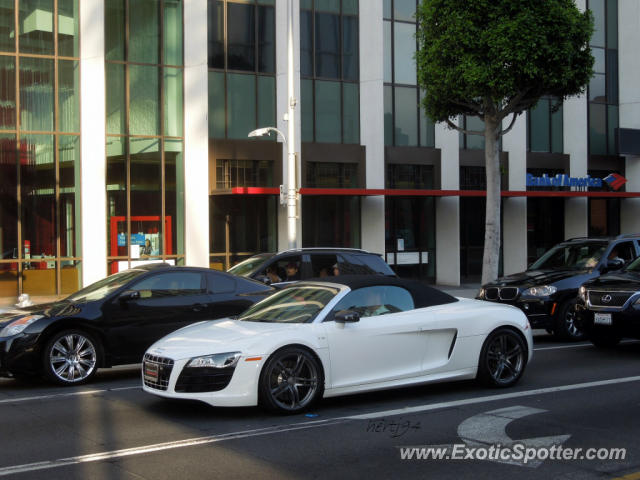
<box><xmin>481</xmin><ymin>116</ymin><xmax>501</xmax><ymax>285</ymax></box>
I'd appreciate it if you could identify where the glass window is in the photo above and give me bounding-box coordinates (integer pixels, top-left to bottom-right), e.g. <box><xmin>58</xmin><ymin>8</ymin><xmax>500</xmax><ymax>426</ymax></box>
<box><xmin>227</xmin><ymin>73</ymin><xmax>256</xmax><ymax>139</ymax></box>
<box><xmin>384</xmin><ymin>85</ymin><xmax>393</xmax><ymax>146</ymax></box>
<box><xmin>606</xmin><ymin>49</ymin><xmax>618</xmax><ymax>104</ymax></box>
<box><xmin>342</xmin><ymin>15</ymin><xmax>358</xmax><ymax>81</ymax></box>
<box><xmin>106</xmin><ymin>63</ymin><xmax>126</xmax><ymax>135</ymax></box>
<box><xmin>129</xmin><ymin>0</ymin><xmax>159</xmax><ymax>64</ymax></box>
<box><xmin>394</xmin><ymin>86</ymin><xmax>418</xmax><ymax>146</ymax></box>
<box><xmin>301</xmin><ymin>9</ymin><xmax>313</xmax><ymax>76</ymax></box>
<box><xmin>393</xmin><ymin>22</ymin><xmax>416</xmax><ymax>85</ymax></box>
<box><xmin>593</xmin><ymin>47</ymin><xmax>605</xmax><ymax>73</ymax></box>
<box><xmin>465</xmin><ymin>116</ymin><xmax>485</xmax><ymax>150</ymax></box>
<box><xmin>551</xmin><ymin>103</ymin><xmax>563</xmax><ymax>153</ymax></box>
<box><xmin>331</xmin><ymin>285</ymin><xmax>414</xmax><ymax>318</ymax></box>
<box><xmin>383</xmin><ymin>21</ymin><xmax>392</xmax><ymax>83</ymax></box>
<box><xmin>419</xmin><ymin>89</ymin><xmax>435</xmax><ymax>147</ymax></box>
<box><xmin>208</xmin><ymin>272</ymin><xmax>236</xmax><ymax>294</ymax></box>
<box><xmin>394</xmin><ymin>0</ymin><xmax>416</xmax><ymax>22</ymax></box>
<box><xmin>315</xmin><ymin>13</ymin><xmax>340</xmax><ymax>79</ymax></box>
<box><xmin>59</xmin><ymin>60</ymin><xmax>79</xmax><ymax>132</ymax></box>
<box><xmin>208</xmin><ymin>71</ymin><xmax>225</xmax><ymax>138</ymax></box>
<box><xmin>130</xmin><ymin>138</ymin><xmax>162</xmax><ymax>255</ymax></box>
<box><xmin>589</xmin><ymin>103</ymin><xmax>607</xmax><ymax>155</ymax></box>
<box><xmin>302</xmin><ymin>196</ymin><xmax>360</xmax><ymax>247</ymax></box>
<box><xmin>228</xmin><ymin>2</ymin><xmax>255</xmax><ymax>71</ymax></box>
<box><xmin>606</xmin><ymin>0</ymin><xmax>618</xmax><ymax>49</ymax></box>
<box><xmin>315</xmin><ymin>80</ymin><xmax>341</xmax><ymax>143</ymax></box>
<box><xmin>164</xmin><ymin>0</ymin><xmax>183</xmax><ymax>65</ymax></box>
<box><xmin>59</xmin><ymin>135</ymin><xmax>79</xmax><ymax>257</ymax></box>
<box><xmin>383</xmin><ymin>0</ymin><xmax>391</xmax><ymax>19</ymax></box>
<box><xmin>20</xmin><ymin>57</ymin><xmax>54</xmax><ymax>132</ymax></box>
<box><xmin>105</xmin><ymin>0</ymin><xmax>125</xmax><ymax>61</ymax></box>
<box><xmin>0</xmin><ymin>0</ymin><xmax>15</xmax><ymax>51</ymax></box>
<box><xmin>165</xmin><ymin>139</ymin><xmax>184</xmax><ymax>255</ymax></box>
<box><xmin>208</xmin><ymin>0</ymin><xmax>224</xmax><ymax>68</ymax></box>
<box><xmin>129</xmin><ymin>65</ymin><xmax>160</xmax><ymax>136</ymax></box>
<box><xmin>342</xmin><ymin>82</ymin><xmax>359</xmax><ymax>144</ymax></box>
<box><xmin>589</xmin><ymin>74</ymin><xmax>606</xmax><ymax>102</ymax></box>
<box><xmin>258</xmin><ymin>5</ymin><xmax>275</xmax><ymax>73</ymax></box>
<box><xmin>530</xmin><ymin>99</ymin><xmax>550</xmax><ymax>152</ymax></box>
<box><xmin>107</xmin><ymin>136</ymin><xmax>127</xmax><ymax>257</ymax></box>
<box><xmin>590</xmin><ymin>0</ymin><xmax>605</xmax><ymax>48</ymax></box>
<box><xmin>342</xmin><ymin>0</ymin><xmax>358</xmax><ymax>15</ymax></box>
<box><xmin>0</xmin><ymin>134</ymin><xmax>18</xmax><ymax>260</ymax></box>
<box><xmin>301</xmin><ymin>78</ymin><xmax>314</xmax><ymax>141</ymax></box>
<box><xmin>0</xmin><ymin>56</ymin><xmax>16</xmax><ymax>129</ymax></box>
<box><xmin>164</xmin><ymin>67</ymin><xmax>183</xmax><ymax>137</ymax></box>
<box><xmin>133</xmin><ymin>272</ymin><xmax>205</xmax><ymax>295</ymax></box>
<box><xmin>58</xmin><ymin>0</ymin><xmax>78</xmax><ymax>57</ymax></box>
<box><xmin>257</xmin><ymin>75</ymin><xmax>276</xmax><ymax>130</ymax></box>
<box><xmin>19</xmin><ymin>0</ymin><xmax>54</xmax><ymax>55</ymax></box>
<box><xmin>608</xmin><ymin>105</ymin><xmax>618</xmax><ymax>155</ymax></box>
<box><xmin>316</xmin><ymin>0</ymin><xmax>340</xmax><ymax>13</ymax></box>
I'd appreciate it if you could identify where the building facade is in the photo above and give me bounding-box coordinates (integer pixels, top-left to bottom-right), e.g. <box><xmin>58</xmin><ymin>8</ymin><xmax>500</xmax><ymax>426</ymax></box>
<box><xmin>1</xmin><ymin>0</ymin><xmax>639</xmax><ymax>301</ymax></box>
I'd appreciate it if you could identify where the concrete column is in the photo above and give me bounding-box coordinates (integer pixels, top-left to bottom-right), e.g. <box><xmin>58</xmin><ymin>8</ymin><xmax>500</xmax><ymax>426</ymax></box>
<box><xmin>502</xmin><ymin>114</ymin><xmax>527</xmax><ymax>274</ymax></box>
<box><xmin>276</xmin><ymin>0</ymin><xmax>302</xmax><ymax>251</ymax></box>
<box><xmin>359</xmin><ymin>0</ymin><xmax>385</xmax><ymax>255</ymax></box>
<box><xmin>563</xmin><ymin>0</ymin><xmax>588</xmax><ymax>239</ymax></box>
<box><xmin>435</xmin><ymin>121</ymin><xmax>460</xmax><ymax>285</ymax></box>
<box><xmin>80</xmin><ymin>0</ymin><xmax>107</xmax><ymax>285</ymax></box>
<box><xmin>183</xmin><ymin>0</ymin><xmax>210</xmax><ymax>267</ymax></box>
<box><xmin>619</xmin><ymin>0</ymin><xmax>640</xmax><ymax>233</ymax></box>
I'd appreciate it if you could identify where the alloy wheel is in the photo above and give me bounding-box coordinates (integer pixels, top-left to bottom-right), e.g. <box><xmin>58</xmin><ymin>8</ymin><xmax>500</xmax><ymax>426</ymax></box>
<box><xmin>48</xmin><ymin>333</ymin><xmax>97</xmax><ymax>384</ymax></box>
<box><xmin>264</xmin><ymin>351</ymin><xmax>320</xmax><ymax>412</ymax></box>
<box><xmin>485</xmin><ymin>332</ymin><xmax>524</xmax><ymax>385</ymax></box>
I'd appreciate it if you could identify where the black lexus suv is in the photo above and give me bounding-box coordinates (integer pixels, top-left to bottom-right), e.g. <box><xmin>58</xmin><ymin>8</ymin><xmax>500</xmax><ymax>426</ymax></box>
<box><xmin>227</xmin><ymin>248</ymin><xmax>396</xmax><ymax>285</ymax></box>
<box><xmin>575</xmin><ymin>256</ymin><xmax>640</xmax><ymax>347</ymax></box>
<box><xmin>477</xmin><ymin>235</ymin><xmax>640</xmax><ymax>340</ymax></box>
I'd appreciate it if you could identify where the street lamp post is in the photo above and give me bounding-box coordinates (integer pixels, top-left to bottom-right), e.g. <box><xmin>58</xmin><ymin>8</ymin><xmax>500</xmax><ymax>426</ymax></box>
<box><xmin>248</xmin><ymin>0</ymin><xmax>298</xmax><ymax>250</ymax></box>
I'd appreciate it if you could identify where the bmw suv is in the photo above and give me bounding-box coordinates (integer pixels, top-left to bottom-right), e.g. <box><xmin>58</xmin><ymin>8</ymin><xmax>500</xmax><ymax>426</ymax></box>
<box><xmin>477</xmin><ymin>235</ymin><xmax>640</xmax><ymax>340</ymax></box>
<box><xmin>227</xmin><ymin>248</ymin><xmax>396</xmax><ymax>285</ymax></box>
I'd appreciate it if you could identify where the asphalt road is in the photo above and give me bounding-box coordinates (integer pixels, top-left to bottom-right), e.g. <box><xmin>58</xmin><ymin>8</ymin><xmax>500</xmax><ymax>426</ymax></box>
<box><xmin>1</xmin><ymin>333</ymin><xmax>639</xmax><ymax>480</ymax></box>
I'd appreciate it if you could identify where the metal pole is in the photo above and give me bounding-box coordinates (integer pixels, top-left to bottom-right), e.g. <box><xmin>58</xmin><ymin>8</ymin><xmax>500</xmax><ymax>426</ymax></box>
<box><xmin>286</xmin><ymin>0</ymin><xmax>298</xmax><ymax>249</ymax></box>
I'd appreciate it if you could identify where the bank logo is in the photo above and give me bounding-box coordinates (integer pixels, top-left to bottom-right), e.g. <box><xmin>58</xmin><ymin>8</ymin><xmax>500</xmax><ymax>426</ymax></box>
<box><xmin>603</xmin><ymin>173</ymin><xmax>627</xmax><ymax>191</ymax></box>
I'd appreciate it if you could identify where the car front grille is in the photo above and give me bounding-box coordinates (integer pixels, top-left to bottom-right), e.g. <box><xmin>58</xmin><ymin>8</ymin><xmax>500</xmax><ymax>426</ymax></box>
<box><xmin>588</xmin><ymin>290</ymin><xmax>636</xmax><ymax>308</ymax></box>
<box><xmin>485</xmin><ymin>287</ymin><xmax>519</xmax><ymax>301</ymax></box>
<box><xmin>175</xmin><ymin>367</ymin><xmax>235</xmax><ymax>393</ymax></box>
<box><xmin>143</xmin><ymin>354</ymin><xmax>174</xmax><ymax>391</ymax></box>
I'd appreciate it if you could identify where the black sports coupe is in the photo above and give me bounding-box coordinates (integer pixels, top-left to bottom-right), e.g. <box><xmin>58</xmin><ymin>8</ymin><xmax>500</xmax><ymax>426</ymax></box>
<box><xmin>0</xmin><ymin>264</ymin><xmax>273</xmax><ymax>385</ymax></box>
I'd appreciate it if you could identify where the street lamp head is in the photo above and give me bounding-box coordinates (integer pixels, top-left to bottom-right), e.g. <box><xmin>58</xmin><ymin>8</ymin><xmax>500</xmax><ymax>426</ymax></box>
<box><xmin>248</xmin><ymin>127</ymin><xmax>273</xmax><ymax>138</ymax></box>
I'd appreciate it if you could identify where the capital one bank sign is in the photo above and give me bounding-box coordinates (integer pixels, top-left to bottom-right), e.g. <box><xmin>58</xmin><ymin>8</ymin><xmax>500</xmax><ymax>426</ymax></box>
<box><xmin>525</xmin><ymin>173</ymin><xmax>627</xmax><ymax>190</ymax></box>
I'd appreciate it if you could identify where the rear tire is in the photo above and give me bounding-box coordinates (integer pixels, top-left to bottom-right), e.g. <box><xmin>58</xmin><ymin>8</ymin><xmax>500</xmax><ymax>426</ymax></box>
<box><xmin>42</xmin><ymin>330</ymin><xmax>100</xmax><ymax>386</ymax></box>
<box><xmin>554</xmin><ymin>299</ymin><xmax>586</xmax><ymax>341</ymax></box>
<box><xmin>477</xmin><ymin>328</ymin><xmax>527</xmax><ymax>388</ymax></box>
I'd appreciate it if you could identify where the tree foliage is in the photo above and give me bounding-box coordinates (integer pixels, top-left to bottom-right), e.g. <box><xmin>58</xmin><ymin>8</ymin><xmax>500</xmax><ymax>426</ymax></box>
<box><xmin>416</xmin><ymin>0</ymin><xmax>594</xmax><ymax>129</ymax></box>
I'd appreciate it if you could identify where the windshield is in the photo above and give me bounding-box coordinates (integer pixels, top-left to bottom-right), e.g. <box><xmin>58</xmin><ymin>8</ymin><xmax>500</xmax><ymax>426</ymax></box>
<box><xmin>66</xmin><ymin>270</ymin><xmax>145</xmax><ymax>303</ymax></box>
<box><xmin>238</xmin><ymin>285</ymin><xmax>339</xmax><ymax>323</ymax></box>
<box><xmin>227</xmin><ymin>255</ymin><xmax>273</xmax><ymax>277</ymax></box>
<box><xmin>529</xmin><ymin>242</ymin><xmax>608</xmax><ymax>271</ymax></box>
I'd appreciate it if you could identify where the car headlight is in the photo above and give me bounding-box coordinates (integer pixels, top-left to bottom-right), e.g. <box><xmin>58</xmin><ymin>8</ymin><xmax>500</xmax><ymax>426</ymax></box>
<box><xmin>187</xmin><ymin>352</ymin><xmax>242</xmax><ymax>369</ymax></box>
<box><xmin>522</xmin><ymin>286</ymin><xmax>557</xmax><ymax>297</ymax></box>
<box><xmin>476</xmin><ymin>288</ymin><xmax>486</xmax><ymax>299</ymax></box>
<box><xmin>0</xmin><ymin>314</ymin><xmax>44</xmax><ymax>337</ymax></box>
<box><xmin>578</xmin><ymin>286</ymin><xmax>587</xmax><ymax>302</ymax></box>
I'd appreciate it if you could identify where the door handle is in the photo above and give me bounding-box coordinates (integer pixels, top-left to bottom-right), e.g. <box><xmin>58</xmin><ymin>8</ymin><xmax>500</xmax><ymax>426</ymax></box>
<box><xmin>192</xmin><ymin>303</ymin><xmax>205</xmax><ymax>312</ymax></box>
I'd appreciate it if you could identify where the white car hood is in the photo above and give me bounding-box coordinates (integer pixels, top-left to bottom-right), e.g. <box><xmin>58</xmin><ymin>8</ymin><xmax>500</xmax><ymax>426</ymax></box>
<box><xmin>146</xmin><ymin>319</ymin><xmax>310</xmax><ymax>360</ymax></box>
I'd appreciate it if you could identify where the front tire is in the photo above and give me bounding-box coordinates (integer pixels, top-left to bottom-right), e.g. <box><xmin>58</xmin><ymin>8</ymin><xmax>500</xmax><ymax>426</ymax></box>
<box><xmin>477</xmin><ymin>328</ymin><xmax>527</xmax><ymax>388</ymax></box>
<box><xmin>42</xmin><ymin>330</ymin><xmax>100</xmax><ymax>386</ymax></box>
<box><xmin>259</xmin><ymin>347</ymin><xmax>324</xmax><ymax>414</ymax></box>
<box><xmin>554</xmin><ymin>299</ymin><xmax>586</xmax><ymax>341</ymax></box>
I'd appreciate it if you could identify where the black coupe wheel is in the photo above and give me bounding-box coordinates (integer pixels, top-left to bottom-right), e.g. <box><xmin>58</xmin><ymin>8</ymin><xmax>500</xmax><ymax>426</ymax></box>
<box><xmin>478</xmin><ymin>328</ymin><xmax>527</xmax><ymax>388</ymax></box>
<box><xmin>42</xmin><ymin>330</ymin><xmax>100</xmax><ymax>386</ymax></box>
<box><xmin>554</xmin><ymin>299</ymin><xmax>586</xmax><ymax>341</ymax></box>
<box><xmin>259</xmin><ymin>347</ymin><xmax>324</xmax><ymax>414</ymax></box>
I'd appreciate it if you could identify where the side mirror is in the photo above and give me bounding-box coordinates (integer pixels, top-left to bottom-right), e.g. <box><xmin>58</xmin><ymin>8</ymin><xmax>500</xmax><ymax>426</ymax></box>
<box><xmin>255</xmin><ymin>275</ymin><xmax>272</xmax><ymax>285</ymax></box>
<box><xmin>334</xmin><ymin>309</ymin><xmax>360</xmax><ymax>324</ymax></box>
<box><xmin>606</xmin><ymin>259</ymin><xmax>625</xmax><ymax>271</ymax></box>
<box><xmin>118</xmin><ymin>290</ymin><xmax>140</xmax><ymax>302</ymax></box>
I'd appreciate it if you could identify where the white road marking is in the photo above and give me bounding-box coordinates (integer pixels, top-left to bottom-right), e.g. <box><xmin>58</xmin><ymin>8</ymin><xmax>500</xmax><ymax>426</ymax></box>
<box><xmin>0</xmin><ymin>386</ymin><xmax>139</xmax><ymax>404</ymax></box>
<box><xmin>534</xmin><ymin>339</ymin><xmax>639</xmax><ymax>351</ymax></box>
<box><xmin>1</xmin><ymin>375</ymin><xmax>640</xmax><ymax>476</ymax></box>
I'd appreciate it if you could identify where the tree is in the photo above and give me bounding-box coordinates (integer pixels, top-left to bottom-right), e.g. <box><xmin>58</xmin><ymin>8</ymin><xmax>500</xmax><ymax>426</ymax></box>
<box><xmin>416</xmin><ymin>0</ymin><xmax>594</xmax><ymax>284</ymax></box>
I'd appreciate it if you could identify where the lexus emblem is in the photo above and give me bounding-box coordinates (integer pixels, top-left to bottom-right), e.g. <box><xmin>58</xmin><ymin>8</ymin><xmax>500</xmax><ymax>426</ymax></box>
<box><xmin>601</xmin><ymin>294</ymin><xmax>612</xmax><ymax>304</ymax></box>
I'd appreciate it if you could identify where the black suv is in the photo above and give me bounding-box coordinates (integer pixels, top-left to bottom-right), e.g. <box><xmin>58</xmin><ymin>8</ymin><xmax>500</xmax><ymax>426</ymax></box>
<box><xmin>227</xmin><ymin>248</ymin><xmax>396</xmax><ymax>285</ymax></box>
<box><xmin>575</xmin><ymin>256</ymin><xmax>640</xmax><ymax>347</ymax></box>
<box><xmin>477</xmin><ymin>235</ymin><xmax>640</xmax><ymax>340</ymax></box>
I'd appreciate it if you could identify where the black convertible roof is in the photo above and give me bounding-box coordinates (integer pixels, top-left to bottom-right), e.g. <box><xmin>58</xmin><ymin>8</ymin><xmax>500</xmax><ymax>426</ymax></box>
<box><xmin>300</xmin><ymin>275</ymin><xmax>459</xmax><ymax>309</ymax></box>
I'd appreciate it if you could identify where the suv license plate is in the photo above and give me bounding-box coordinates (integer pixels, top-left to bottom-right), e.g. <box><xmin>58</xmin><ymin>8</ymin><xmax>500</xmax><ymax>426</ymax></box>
<box><xmin>144</xmin><ymin>362</ymin><xmax>159</xmax><ymax>382</ymax></box>
<box><xmin>594</xmin><ymin>312</ymin><xmax>612</xmax><ymax>325</ymax></box>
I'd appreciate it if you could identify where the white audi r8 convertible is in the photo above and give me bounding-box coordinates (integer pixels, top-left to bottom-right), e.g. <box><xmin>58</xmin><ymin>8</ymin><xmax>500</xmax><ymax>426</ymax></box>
<box><xmin>142</xmin><ymin>276</ymin><xmax>533</xmax><ymax>413</ymax></box>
